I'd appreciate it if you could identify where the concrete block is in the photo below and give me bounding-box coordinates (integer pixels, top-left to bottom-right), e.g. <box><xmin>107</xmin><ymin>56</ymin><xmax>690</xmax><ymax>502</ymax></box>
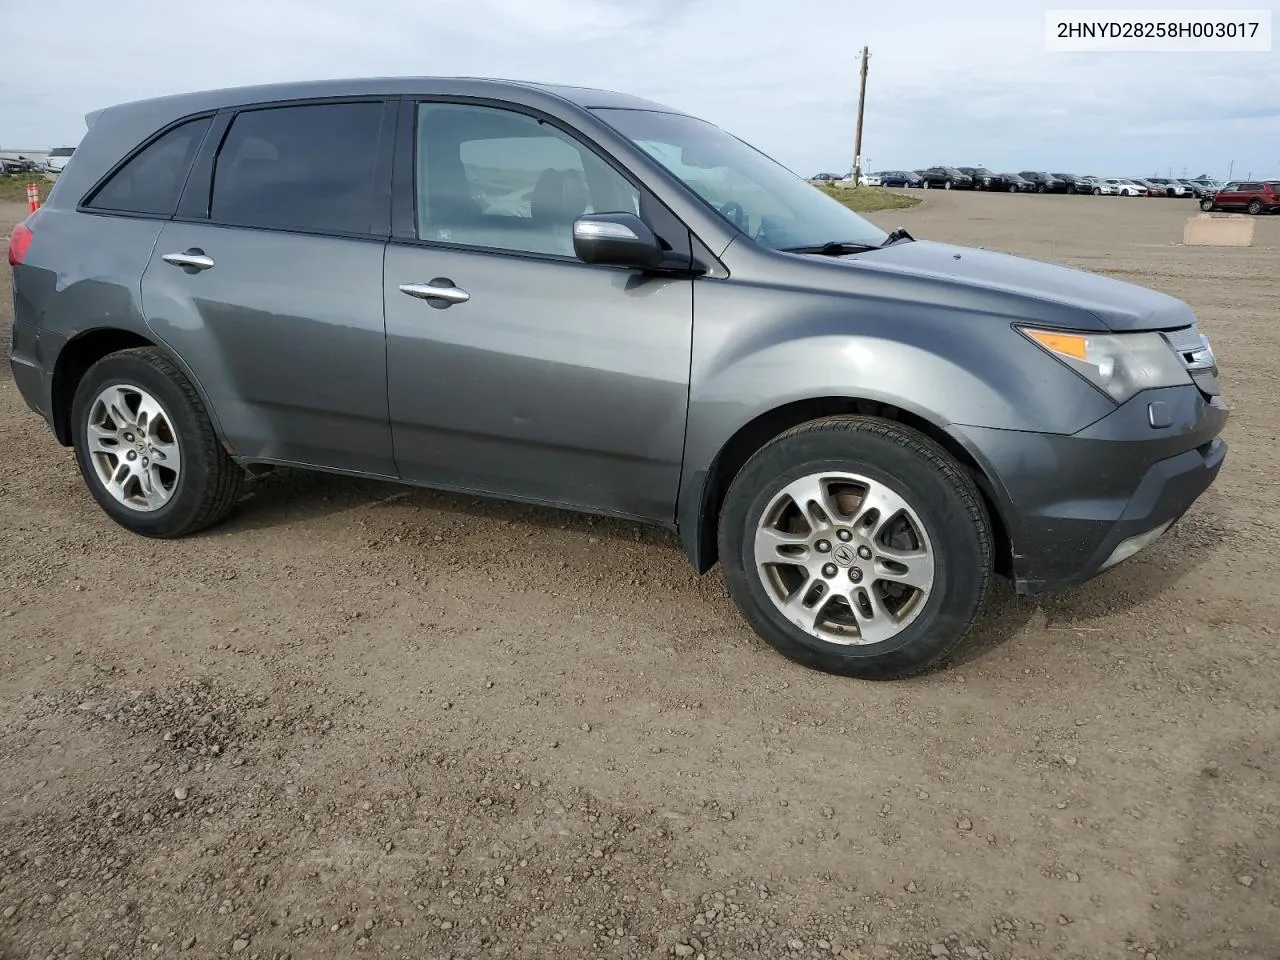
<box><xmin>1183</xmin><ymin>213</ymin><xmax>1254</xmax><ymax>247</ymax></box>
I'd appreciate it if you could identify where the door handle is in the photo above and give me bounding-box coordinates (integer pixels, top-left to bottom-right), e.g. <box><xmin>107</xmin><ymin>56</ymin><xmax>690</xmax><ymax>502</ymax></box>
<box><xmin>161</xmin><ymin>250</ymin><xmax>215</xmax><ymax>271</ymax></box>
<box><xmin>399</xmin><ymin>280</ymin><xmax>470</xmax><ymax>306</ymax></box>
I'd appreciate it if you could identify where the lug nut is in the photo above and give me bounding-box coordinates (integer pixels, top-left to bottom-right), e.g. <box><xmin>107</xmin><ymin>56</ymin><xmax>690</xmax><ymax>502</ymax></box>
<box><xmin>815</xmin><ymin>540</ymin><xmax>831</xmax><ymax>553</ymax></box>
<box><xmin>822</xmin><ymin>563</ymin><xmax>838</xmax><ymax>578</ymax></box>
<box><xmin>837</xmin><ymin>529</ymin><xmax>853</xmax><ymax>542</ymax></box>
<box><xmin>126</xmin><ymin>451</ymin><xmax>137</xmax><ymax>461</ymax></box>
<box><xmin>848</xmin><ymin>567</ymin><xmax>863</xmax><ymax>583</ymax></box>
<box><xmin>857</xmin><ymin>545</ymin><xmax>873</xmax><ymax>560</ymax></box>
<box><xmin>124</xmin><ymin>432</ymin><xmax>134</xmax><ymax>442</ymax></box>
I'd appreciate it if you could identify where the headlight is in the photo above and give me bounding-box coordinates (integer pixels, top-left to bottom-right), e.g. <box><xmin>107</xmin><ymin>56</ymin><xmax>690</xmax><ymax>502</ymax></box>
<box><xmin>1020</xmin><ymin>328</ymin><xmax>1191</xmax><ymax>403</ymax></box>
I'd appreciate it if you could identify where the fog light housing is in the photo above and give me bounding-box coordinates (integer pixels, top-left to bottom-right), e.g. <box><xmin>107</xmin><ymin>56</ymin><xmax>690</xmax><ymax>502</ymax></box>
<box><xmin>1099</xmin><ymin>520</ymin><xmax>1174</xmax><ymax>572</ymax></box>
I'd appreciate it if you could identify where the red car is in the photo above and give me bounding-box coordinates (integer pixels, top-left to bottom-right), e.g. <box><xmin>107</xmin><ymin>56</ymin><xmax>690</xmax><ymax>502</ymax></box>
<box><xmin>1200</xmin><ymin>180</ymin><xmax>1280</xmax><ymax>215</ymax></box>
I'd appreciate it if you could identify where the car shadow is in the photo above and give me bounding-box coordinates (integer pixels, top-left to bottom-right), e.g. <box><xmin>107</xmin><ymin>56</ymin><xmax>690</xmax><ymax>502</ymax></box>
<box><xmin>210</xmin><ymin>466</ymin><xmax>675</xmax><ymax>547</ymax></box>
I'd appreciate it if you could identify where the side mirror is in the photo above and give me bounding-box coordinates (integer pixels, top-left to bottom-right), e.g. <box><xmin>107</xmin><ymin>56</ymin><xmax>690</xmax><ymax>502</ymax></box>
<box><xmin>573</xmin><ymin>213</ymin><xmax>663</xmax><ymax>270</ymax></box>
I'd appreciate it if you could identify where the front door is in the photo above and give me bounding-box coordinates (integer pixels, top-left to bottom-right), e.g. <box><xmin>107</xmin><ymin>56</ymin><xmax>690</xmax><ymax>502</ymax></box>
<box><xmin>141</xmin><ymin>100</ymin><xmax>396</xmax><ymax>476</ymax></box>
<box><xmin>384</xmin><ymin>101</ymin><xmax>694</xmax><ymax>521</ymax></box>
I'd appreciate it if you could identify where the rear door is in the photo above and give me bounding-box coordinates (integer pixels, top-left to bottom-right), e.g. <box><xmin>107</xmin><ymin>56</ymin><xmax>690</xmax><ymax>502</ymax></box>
<box><xmin>382</xmin><ymin>99</ymin><xmax>695</xmax><ymax>521</ymax></box>
<box><xmin>141</xmin><ymin>99</ymin><xmax>398</xmax><ymax>475</ymax></box>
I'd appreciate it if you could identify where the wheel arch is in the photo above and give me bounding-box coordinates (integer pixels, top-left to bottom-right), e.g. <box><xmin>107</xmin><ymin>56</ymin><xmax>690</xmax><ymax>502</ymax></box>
<box><xmin>677</xmin><ymin>396</ymin><xmax>1014</xmax><ymax>579</ymax></box>
<box><xmin>50</xmin><ymin>327</ymin><xmax>229</xmax><ymax>453</ymax></box>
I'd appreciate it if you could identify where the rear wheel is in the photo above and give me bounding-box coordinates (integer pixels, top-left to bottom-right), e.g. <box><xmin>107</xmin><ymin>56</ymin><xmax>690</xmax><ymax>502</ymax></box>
<box><xmin>1247</xmin><ymin>199</ymin><xmax>1263</xmax><ymax>215</ymax></box>
<box><xmin>71</xmin><ymin>348</ymin><xmax>244</xmax><ymax>538</ymax></box>
<box><xmin>718</xmin><ymin>417</ymin><xmax>992</xmax><ymax>679</ymax></box>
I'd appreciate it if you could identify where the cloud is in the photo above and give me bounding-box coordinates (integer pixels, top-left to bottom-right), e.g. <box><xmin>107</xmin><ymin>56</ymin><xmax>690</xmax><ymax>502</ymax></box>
<box><xmin>1</xmin><ymin>0</ymin><xmax>1275</xmax><ymax>178</ymax></box>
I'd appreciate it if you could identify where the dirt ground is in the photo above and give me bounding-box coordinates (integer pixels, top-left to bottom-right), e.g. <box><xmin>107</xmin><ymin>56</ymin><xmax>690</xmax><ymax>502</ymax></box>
<box><xmin>1</xmin><ymin>193</ymin><xmax>1277</xmax><ymax>960</ymax></box>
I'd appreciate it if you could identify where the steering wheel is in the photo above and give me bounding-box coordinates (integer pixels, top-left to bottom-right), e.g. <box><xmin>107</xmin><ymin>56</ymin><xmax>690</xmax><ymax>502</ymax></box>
<box><xmin>719</xmin><ymin>201</ymin><xmax>749</xmax><ymax>233</ymax></box>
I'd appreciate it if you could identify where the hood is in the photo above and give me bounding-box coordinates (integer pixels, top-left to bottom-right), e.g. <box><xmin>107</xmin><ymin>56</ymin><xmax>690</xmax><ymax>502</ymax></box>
<box><xmin>845</xmin><ymin>239</ymin><xmax>1196</xmax><ymax>332</ymax></box>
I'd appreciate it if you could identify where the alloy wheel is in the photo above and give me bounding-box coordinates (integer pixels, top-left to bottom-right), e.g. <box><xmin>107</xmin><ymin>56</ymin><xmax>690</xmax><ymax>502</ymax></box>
<box><xmin>753</xmin><ymin>471</ymin><xmax>935</xmax><ymax>645</ymax></box>
<box><xmin>85</xmin><ymin>383</ymin><xmax>182</xmax><ymax>512</ymax></box>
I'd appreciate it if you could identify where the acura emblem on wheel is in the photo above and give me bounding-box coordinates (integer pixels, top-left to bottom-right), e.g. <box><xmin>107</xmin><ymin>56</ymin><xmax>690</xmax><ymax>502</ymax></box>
<box><xmin>833</xmin><ymin>544</ymin><xmax>856</xmax><ymax>566</ymax></box>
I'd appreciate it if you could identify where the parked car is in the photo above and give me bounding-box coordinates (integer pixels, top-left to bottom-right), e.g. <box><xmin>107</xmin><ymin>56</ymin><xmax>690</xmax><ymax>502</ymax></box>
<box><xmin>1200</xmin><ymin>180</ymin><xmax>1280</xmax><ymax>215</ymax></box>
<box><xmin>1050</xmin><ymin>173</ymin><xmax>1094</xmax><ymax>194</ymax></box>
<box><xmin>918</xmin><ymin>166</ymin><xmax>974</xmax><ymax>190</ymax></box>
<box><xmin>1145</xmin><ymin>178</ymin><xmax>1189</xmax><ymax>198</ymax></box>
<box><xmin>957</xmin><ymin>167</ymin><xmax>998</xmax><ymax>190</ymax></box>
<box><xmin>43</xmin><ymin>147</ymin><xmax>76</xmax><ymax>174</ymax></box>
<box><xmin>1179</xmin><ymin>179</ymin><xmax>1216</xmax><ymax>199</ymax></box>
<box><xmin>811</xmin><ymin>172</ymin><xmax>842</xmax><ymax>182</ymax></box>
<box><xmin>858</xmin><ymin>172</ymin><xmax>883</xmax><ymax>187</ymax></box>
<box><xmin>7</xmin><ymin>77</ymin><xmax>1228</xmax><ymax>680</ymax></box>
<box><xmin>1018</xmin><ymin>172</ymin><xmax>1068</xmax><ymax>193</ymax></box>
<box><xmin>1129</xmin><ymin>179</ymin><xmax>1167</xmax><ymax>198</ymax></box>
<box><xmin>0</xmin><ymin>154</ymin><xmax>38</xmax><ymax>174</ymax></box>
<box><xmin>878</xmin><ymin>170</ymin><xmax>923</xmax><ymax>188</ymax></box>
<box><xmin>1094</xmin><ymin>178</ymin><xmax>1148</xmax><ymax>196</ymax></box>
<box><xmin>999</xmin><ymin>173</ymin><xmax>1038</xmax><ymax>193</ymax></box>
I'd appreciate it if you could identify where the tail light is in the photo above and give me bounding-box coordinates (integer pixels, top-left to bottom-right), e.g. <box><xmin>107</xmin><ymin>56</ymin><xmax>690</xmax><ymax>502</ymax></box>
<box><xmin>8</xmin><ymin>221</ymin><xmax>33</xmax><ymax>267</ymax></box>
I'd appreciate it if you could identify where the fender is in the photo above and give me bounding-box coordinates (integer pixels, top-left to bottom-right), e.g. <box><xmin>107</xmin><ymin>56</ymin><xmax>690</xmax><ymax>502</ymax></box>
<box><xmin>676</xmin><ymin>269</ymin><xmax>1120</xmax><ymax>571</ymax></box>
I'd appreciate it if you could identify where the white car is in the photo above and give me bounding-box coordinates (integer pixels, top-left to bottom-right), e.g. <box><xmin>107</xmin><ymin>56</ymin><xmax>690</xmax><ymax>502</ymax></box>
<box><xmin>858</xmin><ymin>172</ymin><xmax>882</xmax><ymax>187</ymax></box>
<box><xmin>43</xmin><ymin>147</ymin><xmax>75</xmax><ymax>174</ymax></box>
<box><xmin>1096</xmin><ymin>178</ymin><xmax>1148</xmax><ymax>197</ymax></box>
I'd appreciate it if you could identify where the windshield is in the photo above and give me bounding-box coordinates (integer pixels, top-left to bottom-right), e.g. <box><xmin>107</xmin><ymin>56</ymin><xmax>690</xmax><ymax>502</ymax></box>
<box><xmin>593</xmin><ymin>108</ymin><xmax>886</xmax><ymax>251</ymax></box>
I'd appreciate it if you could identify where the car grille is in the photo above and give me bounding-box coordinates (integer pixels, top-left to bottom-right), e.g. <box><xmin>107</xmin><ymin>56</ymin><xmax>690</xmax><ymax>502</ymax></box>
<box><xmin>1164</xmin><ymin>323</ymin><xmax>1221</xmax><ymax>397</ymax></box>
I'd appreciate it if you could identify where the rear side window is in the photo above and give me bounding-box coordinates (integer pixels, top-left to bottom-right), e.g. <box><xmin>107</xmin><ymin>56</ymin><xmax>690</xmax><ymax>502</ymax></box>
<box><xmin>210</xmin><ymin>102</ymin><xmax>384</xmax><ymax>235</ymax></box>
<box><xmin>1240</xmin><ymin>182</ymin><xmax>1263</xmax><ymax>191</ymax></box>
<box><xmin>86</xmin><ymin>116</ymin><xmax>211</xmax><ymax>215</ymax></box>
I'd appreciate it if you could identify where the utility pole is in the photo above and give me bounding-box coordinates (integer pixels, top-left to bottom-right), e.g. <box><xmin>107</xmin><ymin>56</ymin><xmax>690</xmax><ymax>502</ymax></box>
<box><xmin>852</xmin><ymin>46</ymin><xmax>869</xmax><ymax>185</ymax></box>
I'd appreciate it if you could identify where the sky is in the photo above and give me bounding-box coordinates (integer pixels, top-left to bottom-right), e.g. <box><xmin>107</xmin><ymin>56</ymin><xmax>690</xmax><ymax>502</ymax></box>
<box><xmin>1</xmin><ymin>0</ymin><xmax>1276</xmax><ymax>180</ymax></box>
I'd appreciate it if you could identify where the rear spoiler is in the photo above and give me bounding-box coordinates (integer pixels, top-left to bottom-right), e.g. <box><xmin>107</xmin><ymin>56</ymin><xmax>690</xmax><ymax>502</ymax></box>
<box><xmin>84</xmin><ymin>108</ymin><xmax>105</xmax><ymax>129</ymax></box>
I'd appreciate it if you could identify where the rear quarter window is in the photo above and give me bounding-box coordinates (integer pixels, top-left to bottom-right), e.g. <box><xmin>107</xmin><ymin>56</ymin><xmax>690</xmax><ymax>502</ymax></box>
<box><xmin>85</xmin><ymin>116</ymin><xmax>212</xmax><ymax>216</ymax></box>
<box><xmin>209</xmin><ymin>102</ymin><xmax>384</xmax><ymax>236</ymax></box>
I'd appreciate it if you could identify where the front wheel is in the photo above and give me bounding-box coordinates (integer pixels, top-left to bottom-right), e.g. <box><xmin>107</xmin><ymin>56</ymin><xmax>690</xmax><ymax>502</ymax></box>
<box><xmin>1008</xmin><ymin>184</ymin><xmax>1018</xmax><ymax>193</ymax></box>
<box><xmin>1093</xmin><ymin>187</ymin><xmax>1102</xmax><ymax>195</ymax></box>
<box><xmin>1200</xmin><ymin>198</ymin><xmax>1215</xmax><ymax>211</ymax></box>
<box><xmin>71</xmin><ymin>347</ymin><xmax>244</xmax><ymax>538</ymax></box>
<box><xmin>718</xmin><ymin>417</ymin><xmax>992</xmax><ymax>679</ymax></box>
<box><xmin>943</xmin><ymin>179</ymin><xmax>953</xmax><ymax>190</ymax></box>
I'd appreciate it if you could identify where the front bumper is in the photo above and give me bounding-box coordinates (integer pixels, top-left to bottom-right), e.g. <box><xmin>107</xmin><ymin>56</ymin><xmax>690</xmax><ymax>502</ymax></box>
<box><xmin>956</xmin><ymin>384</ymin><xmax>1228</xmax><ymax>595</ymax></box>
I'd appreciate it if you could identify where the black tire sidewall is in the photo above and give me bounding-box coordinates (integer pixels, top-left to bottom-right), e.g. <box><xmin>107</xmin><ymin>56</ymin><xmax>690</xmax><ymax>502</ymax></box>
<box><xmin>72</xmin><ymin>352</ymin><xmax>219</xmax><ymax>537</ymax></box>
<box><xmin>719</xmin><ymin>423</ymin><xmax>989</xmax><ymax>677</ymax></box>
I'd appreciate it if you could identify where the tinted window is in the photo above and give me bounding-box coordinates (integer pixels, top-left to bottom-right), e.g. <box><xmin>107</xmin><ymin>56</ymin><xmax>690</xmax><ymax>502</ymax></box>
<box><xmin>211</xmin><ymin>102</ymin><xmax>384</xmax><ymax>235</ymax></box>
<box><xmin>87</xmin><ymin>117</ymin><xmax>210</xmax><ymax>215</ymax></box>
<box><xmin>415</xmin><ymin>103</ymin><xmax>639</xmax><ymax>257</ymax></box>
<box><xmin>1240</xmin><ymin>182</ymin><xmax>1263</xmax><ymax>191</ymax></box>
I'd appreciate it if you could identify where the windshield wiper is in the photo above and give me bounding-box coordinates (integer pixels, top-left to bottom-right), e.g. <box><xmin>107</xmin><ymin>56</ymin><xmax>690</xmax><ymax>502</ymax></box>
<box><xmin>881</xmin><ymin>227</ymin><xmax>915</xmax><ymax>246</ymax></box>
<box><xmin>780</xmin><ymin>240</ymin><xmax>879</xmax><ymax>256</ymax></box>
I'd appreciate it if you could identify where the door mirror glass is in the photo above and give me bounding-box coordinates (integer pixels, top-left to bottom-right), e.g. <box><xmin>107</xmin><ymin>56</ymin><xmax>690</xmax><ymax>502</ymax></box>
<box><xmin>573</xmin><ymin>213</ymin><xmax>663</xmax><ymax>269</ymax></box>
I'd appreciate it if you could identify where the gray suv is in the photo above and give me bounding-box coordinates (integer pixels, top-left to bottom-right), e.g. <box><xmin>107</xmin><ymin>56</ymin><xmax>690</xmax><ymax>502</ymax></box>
<box><xmin>7</xmin><ymin>78</ymin><xmax>1227</xmax><ymax>679</ymax></box>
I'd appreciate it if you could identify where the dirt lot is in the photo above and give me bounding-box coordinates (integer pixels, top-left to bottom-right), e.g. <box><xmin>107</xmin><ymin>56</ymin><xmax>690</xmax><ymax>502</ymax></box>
<box><xmin>1</xmin><ymin>194</ymin><xmax>1277</xmax><ymax>960</ymax></box>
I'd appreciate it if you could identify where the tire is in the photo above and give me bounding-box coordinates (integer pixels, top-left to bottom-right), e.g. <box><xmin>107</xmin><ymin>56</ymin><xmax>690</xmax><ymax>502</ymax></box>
<box><xmin>1037</xmin><ymin>184</ymin><xmax>1046</xmax><ymax>193</ymax></box>
<box><xmin>718</xmin><ymin>416</ymin><xmax>992</xmax><ymax>679</ymax></box>
<box><xmin>1008</xmin><ymin>184</ymin><xmax>1017</xmax><ymax>193</ymax></box>
<box><xmin>1247</xmin><ymin>199</ymin><xmax>1263</xmax><ymax>215</ymax></box>
<box><xmin>1066</xmin><ymin>185</ymin><xmax>1075</xmax><ymax>195</ymax></box>
<box><xmin>1093</xmin><ymin>187</ymin><xmax>1102</xmax><ymax>195</ymax></box>
<box><xmin>71</xmin><ymin>347</ymin><xmax>244</xmax><ymax>538</ymax></box>
<box><xmin>922</xmin><ymin>180</ymin><xmax>931</xmax><ymax>189</ymax></box>
<box><xmin>943</xmin><ymin>179</ymin><xmax>953</xmax><ymax>190</ymax></box>
<box><xmin>1200</xmin><ymin>198</ymin><xmax>1214</xmax><ymax>211</ymax></box>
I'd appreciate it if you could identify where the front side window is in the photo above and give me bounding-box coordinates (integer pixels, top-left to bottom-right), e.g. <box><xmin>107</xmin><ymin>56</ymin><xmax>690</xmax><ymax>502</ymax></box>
<box><xmin>594</xmin><ymin>108</ymin><xmax>886</xmax><ymax>251</ymax></box>
<box><xmin>87</xmin><ymin>116</ymin><xmax>211</xmax><ymax>216</ymax></box>
<box><xmin>415</xmin><ymin>103</ymin><xmax>640</xmax><ymax>258</ymax></box>
<box><xmin>211</xmin><ymin>102</ymin><xmax>384</xmax><ymax>235</ymax></box>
